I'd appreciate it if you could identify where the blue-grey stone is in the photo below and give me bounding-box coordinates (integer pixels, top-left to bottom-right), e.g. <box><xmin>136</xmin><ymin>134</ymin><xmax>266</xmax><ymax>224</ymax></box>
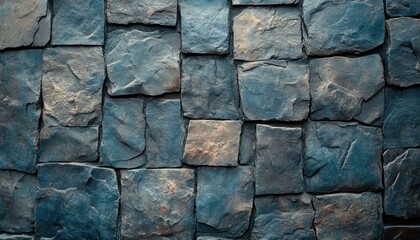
<box><xmin>0</xmin><ymin>50</ymin><xmax>42</xmax><ymax>173</ymax></box>
<box><xmin>238</xmin><ymin>61</ymin><xmax>309</xmax><ymax>121</ymax></box>
<box><xmin>51</xmin><ymin>0</ymin><xmax>104</xmax><ymax>45</ymax></box>
<box><xmin>239</xmin><ymin>123</ymin><xmax>256</xmax><ymax>165</ymax></box>
<box><xmin>105</xmin><ymin>29</ymin><xmax>180</xmax><ymax>96</ymax></box>
<box><xmin>120</xmin><ymin>169</ymin><xmax>195</xmax><ymax>239</ymax></box>
<box><xmin>233</xmin><ymin>0</ymin><xmax>300</xmax><ymax>5</ymax></box>
<box><xmin>383</xmin><ymin>148</ymin><xmax>420</xmax><ymax>218</ymax></box>
<box><xmin>40</xmin><ymin>126</ymin><xmax>99</xmax><ymax>163</ymax></box>
<box><xmin>233</xmin><ymin>7</ymin><xmax>303</xmax><ymax>61</ymax></box>
<box><xmin>100</xmin><ymin>95</ymin><xmax>146</xmax><ymax>169</ymax></box>
<box><xmin>42</xmin><ymin>47</ymin><xmax>105</xmax><ymax>127</ymax></box>
<box><xmin>386</xmin><ymin>0</ymin><xmax>420</xmax><ymax>17</ymax></box>
<box><xmin>0</xmin><ymin>234</ymin><xmax>34</xmax><ymax>240</ymax></box>
<box><xmin>36</xmin><ymin>163</ymin><xmax>119</xmax><ymax>240</ymax></box>
<box><xmin>196</xmin><ymin>167</ymin><xmax>254</xmax><ymax>237</ymax></box>
<box><xmin>304</xmin><ymin>121</ymin><xmax>382</xmax><ymax>193</ymax></box>
<box><xmin>146</xmin><ymin>99</ymin><xmax>185</xmax><ymax>168</ymax></box>
<box><xmin>313</xmin><ymin>192</ymin><xmax>383</xmax><ymax>240</ymax></box>
<box><xmin>383</xmin><ymin>87</ymin><xmax>420</xmax><ymax>149</ymax></box>
<box><xmin>197</xmin><ymin>237</ymin><xmax>231</xmax><ymax>240</ymax></box>
<box><xmin>0</xmin><ymin>171</ymin><xmax>37</xmax><ymax>233</ymax></box>
<box><xmin>255</xmin><ymin>124</ymin><xmax>304</xmax><ymax>195</ymax></box>
<box><xmin>181</xmin><ymin>56</ymin><xmax>240</xmax><ymax>119</ymax></box>
<box><xmin>383</xmin><ymin>226</ymin><xmax>420</xmax><ymax>240</ymax></box>
<box><xmin>302</xmin><ymin>0</ymin><xmax>385</xmax><ymax>56</ymax></box>
<box><xmin>252</xmin><ymin>195</ymin><xmax>315</xmax><ymax>240</ymax></box>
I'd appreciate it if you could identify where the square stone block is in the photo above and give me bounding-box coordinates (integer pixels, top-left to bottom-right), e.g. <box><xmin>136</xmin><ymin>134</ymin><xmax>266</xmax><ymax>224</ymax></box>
<box><xmin>233</xmin><ymin>0</ymin><xmax>300</xmax><ymax>5</ymax></box>
<box><xmin>386</xmin><ymin>0</ymin><xmax>420</xmax><ymax>17</ymax></box>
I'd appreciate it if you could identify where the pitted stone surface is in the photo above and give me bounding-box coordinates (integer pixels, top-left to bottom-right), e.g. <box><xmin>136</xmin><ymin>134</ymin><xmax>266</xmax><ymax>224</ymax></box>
<box><xmin>233</xmin><ymin>0</ymin><xmax>300</xmax><ymax>5</ymax></box>
<box><xmin>386</xmin><ymin>0</ymin><xmax>420</xmax><ymax>17</ymax></box>
<box><xmin>238</xmin><ymin>61</ymin><xmax>309</xmax><ymax>121</ymax></box>
<box><xmin>0</xmin><ymin>234</ymin><xmax>34</xmax><ymax>240</ymax></box>
<box><xmin>120</xmin><ymin>169</ymin><xmax>195</xmax><ymax>239</ymax></box>
<box><xmin>239</xmin><ymin>123</ymin><xmax>256</xmax><ymax>165</ymax></box>
<box><xmin>383</xmin><ymin>226</ymin><xmax>420</xmax><ymax>240</ymax></box>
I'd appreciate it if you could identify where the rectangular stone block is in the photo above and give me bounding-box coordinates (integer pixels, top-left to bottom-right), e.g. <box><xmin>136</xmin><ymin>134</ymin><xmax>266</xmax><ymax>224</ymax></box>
<box><xmin>383</xmin><ymin>226</ymin><xmax>420</xmax><ymax>240</ymax></box>
<box><xmin>233</xmin><ymin>0</ymin><xmax>300</xmax><ymax>5</ymax></box>
<box><xmin>386</xmin><ymin>0</ymin><xmax>420</xmax><ymax>17</ymax></box>
<box><xmin>239</xmin><ymin>123</ymin><xmax>256</xmax><ymax>165</ymax></box>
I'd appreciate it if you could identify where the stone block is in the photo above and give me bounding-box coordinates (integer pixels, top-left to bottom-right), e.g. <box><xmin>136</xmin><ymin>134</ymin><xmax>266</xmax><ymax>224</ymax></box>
<box><xmin>239</xmin><ymin>123</ymin><xmax>256</xmax><ymax>165</ymax></box>
<box><xmin>120</xmin><ymin>169</ymin><xmax>195</xmax><ymax>239</ymax></box>
<box><xmin>0</xmin><ymin>234</ymin><xmax>34</xmax><ymax>240</ymax></box>
<box><xmin>233</xmin><ymin>0</ymin><xmax>300</xmax><ymax>5</ymax></box>
<box><xmin>238</xmin><ymin>61</ymin><xmax>309</xmax><ymax>121</ymax></box>
<box><xmin>304</xmin><ymin>121</ymin><xmax>382</xmax><ymax>193</ymax></box>
<box><xmin>383</xmin><ymin>226</ymin><xmax>420</xmax><ymax>240</ymax></box>
<box><xmin>386</xmin><ymin>0</ymin><xmax>420</xmax><ymax>17</ymax></box>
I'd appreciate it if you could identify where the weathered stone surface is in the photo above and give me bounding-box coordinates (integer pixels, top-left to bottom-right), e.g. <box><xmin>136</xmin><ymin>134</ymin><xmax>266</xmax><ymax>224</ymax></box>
<box><xmin>252</xmin><ymin>195</ymin><xmax>315</xmax><ymax>240</ymax></box>
<box><xmin>40</xmin><ymin>127</ymin><xmax>99</xmax><ymax>162</ymax></box>
<box><xmin>107</xmin><ymin>0</ymin><xmax>177</xmax><ymax>26</ymax></box>
<box><xmin>42</xmin><ymin>47</ymin><xmax>104</xmax><ymax>127</ymax></box>
<box><xmin>36</xmin><ymin>163</ymin><xmax>119</xmax><ymax>240</ymax></box>
<box><xmin>0</xmin><ymin>234</ymin><xmax>34</xmax><ymax>240</ymax></box>
<box><xmin>383</xmin><ymin>87</ymin><xmax>420</xmax><ymax>149</ymax></box>
<box><xmin>0</xmin><ymin>50</ymin><xmax>42</xmax><ymax>173</ymax></box>
<box><xmin>146</xmin><ymin>99</ymin><xmax>185</xmax><ymax>168</ymax></box>
<box><xmin>313</xmin><ymin>192</ymin><xmax>383</xmax><ymax>240</ymax></box>
<box><xmin>183</xmin><ymin>120</ymin><xmax>241</xmax><ymax>166</ymax></box>
<box><xmin>239</xmin><ymin>123</ymin><xmax>256</xmax><ymax>165</ymax></box>
<box><xmin>197</xmin><ymin>237</ymin><xmax>231</xmax><ymax>240</ymax></box>
<box><xmin>180</xmin><ymin>0</ymin><xmax>229</xmax><ymax>54</ymax></box>
<box><xmin>255</xmin><ymin>124</ymin><xmax>304</xmax><ymax>195</ymax></box>
<box><xmin>234</xmin><ymin>7</ymin><xmax>303</xmax><ymax>61</ymax></box>
<box><xmin>238</xmin><ymin>61</ymin><xmax>309</xmax><ymax>121</ymax></box>
<box><xmin>105</xmin><ymin>29</ymin><xmax>180</xmax><ymax>96</ymax></box>
<box><xmin>0</xmin><ymin>171</ymin><xmax>37</xmax><ymax>233</ymax></box>
<box><xmin>197</xmin><ymin>167</ymin><xmax>254</xmax><ymax>237</ymax></box>
<box><xmin>302</xmin><ymin>0</ymin><xmax>385</xmax><ymax>56</ymax></box>
<box><xmin>383</xmin><ymin>18</ymin><xmax>420</xmax><ymax>87</ymax></box>
<box><xmin>233</xmin><ymin>0</ymin><xmax>300</xmax><ymax>5</ymax></box>
<box><xmin>100</xmin><ymin>96</ymin><xmax>146</xmax><ymax>168</ymax></box>
<box><xmin>386</xmin><ymin>0</ymin><xmax>420</xmax><ymax>17</ymax></box>
<box><xmin>383</xmin><ymin>226</ymin><xmax>420</xmax><ymax>240</ymax></box>
<box><xmin>52</xmin><ymin>0</ymin><xmax>104</xmax><ymax>45</ymax></box>
<box><xmin>310</xmin><ymin>55</ymin><xmax>385</xmax><ymax>125</ymax></box>
<box><xmin>304</xmin><ymin>121</ymin><xmax>382</xmax><ymax>193</ymax></box>
<box><xmin>181</xmin><ymin>56</ymin><xmax>240</xmax><ymax>119</ymax></box>
<box><xmin>383</xmin><ymin>148</ymin><xmax>420</xmax><ymax>218</ymax></box>
<box><xmin>120</xmin><ymin>169</ymin><xmax>195</xmax><ymax>239</ymax></box>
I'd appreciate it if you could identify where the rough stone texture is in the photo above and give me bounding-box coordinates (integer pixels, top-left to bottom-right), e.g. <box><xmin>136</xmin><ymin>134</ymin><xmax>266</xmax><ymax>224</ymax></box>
<box><xmin>100</xmin><ymin>96</ymin><xmax>146</xmax><ymax>169</ymax></box>
<box><xmin>0</xmin><ymin>234</ymin><xmax>34</xmax><ymax>240</ymax></box>
<box><xmin>36</xmin><ymin>163</ymin><xmax>119</xmax><ymax>240</ymax></box>
<box><xmin>302</xmin><ymin>0</ymin><xmax>385</xmax><ymax>56</ymax></box>
<box><xmin>0</xmin><ymin>171</ymin><xmax>37</xmax><ymax>233</ymax></box>
<box><xmin>39</xmin><ymin>127</ymin><xmax>99</xmax><ymax>162</ymax></box>
<box><xmin>197</xmin><ymin>237</ymin><xmax>230</xmax><ymax>240</ymax></box>
<box><xmin>0</xmin><ymin>50</ymin><xmax>42</xmax><ymax>173</ymax></box>
<box><xmin>105</xmin><ymin>29</ymin><xmax>180</xmax><ymax>96</ymax></box>
<box><xmin>310</xmin><ymin>55</ymin><xmax>385</xmax><ymax>126</ymax></box>
<box><xmin>314</xmin><ymin>192</ymin><xmax>383</xmax><ymax>240</ymax></box>
<box><xmin>383</xmin><ymin>87</ymin><xmax>420</xmax><ymax>149</ymax></box>
<box><xmin>42</xmin><ymin>47</ymin><xmax>105</xmax><ymax>127</ymax></box>
<box><xmin>234</xmin><ymin>7</ymin><xmax>303</xmax><ymax>61</ymax></box>
<box><xmin>239</xmin><ymin>123</ymin><xmax>256</xmax><ymax>165</ymax></box>
<box><xmin>146</xmin><ymin>99</ymin><xmax>185</xmax><ymax>168</ymax></box>
<box><xmin>255</xmin><ymin>124</ymin><xmax>304</xmax><ymax>195</ymax></box>
<box><xmin>120</xmin><ymin>169</ymin><xmax>195</xmax><ymax>239</ymax></box>
<box><xmin>238</xmin><ymin>61</ymin><xmax>309</xmax><ymax>121</ymax></box>
<box><xmin>383</xmin><ymin>18</ymin><xmax>420</xmax><ymax>87</ymax></box>
<box><xmin>0</xmin><ymin>0</ymin><xmax>50</xmax><ymax>50</ymax></box>
<box><xmin>52</xmin><ymin>0</ymin><xmax>104</xmax><ymax>45</ymax></box>
<box><xmin>383</xmin><ymin>226</ymin><xmax>420</xmax><ymax>240</ymax></box>
<box><xmin>383</xmin><ymin>148</ymin><xmax>420</xmax><ymax>218</ymax></box>
<box><xmin>106</xmin><ymin>0</ymin><xmax>177</xmax><ymax>26</ymax></box>
<box><xmin>386</xmin><ymin>0</ymin><xmax>420</xmax><ymax>17</ymax></box>
<box><xmin>180</xmin><ymin>0</ymin><xmax>229</xmax><ymax>54</ymax></box>
<box><xmin>181</xmin><ymin>56</ymin><xmax>240</xmax><ymax>119</ymax></box>
<box><xmin>233</xmin><ymin>0</ymin><xmax>300</xmax><ymax>5</ymax></box>
<box><xmin>183</xmin><ymin>120</ymin><xmax>241</xmax><ymax>166</ymax></box>
<box><xmin>304</xmin><ymin>121</ymin><xmax>382</xmax><ymax>193</ymax></box>
<box><xmin>252</xmin><ymin>195</ymin><xmax>315</xmax><ymax>240</ymax></box>
<box><xmin>196</xmin><ymin>167</ymin><xmax>254</xmax><ymax>237</ymax></box>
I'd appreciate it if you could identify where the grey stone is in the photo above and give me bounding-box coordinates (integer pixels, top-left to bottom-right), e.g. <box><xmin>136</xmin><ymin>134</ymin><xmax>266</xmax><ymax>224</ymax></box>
<box><xmin>42</xmin><ymin>47</ymin><xmax>105</xmax><ymax>127</ymax></box>
<box><xmin>100</xmin><ymin>96</ymin><xmax>146</xmax><ymax>169</ymax></box>
<box><xmin>120</xmin><ymin>169</ymin><xmax>195</xmax><ymax>239</ymax></box>
<box><xmin>386</xmin><ymin>0</ymin><xmax>420</xmax><ymax>17</ymax></box>
<box><xmin>36</xmin><ymin>163</ymin><xmax>119</xmax><ymax>240</ymax></box>
<box><xmin>197</xmin><ymin>167</ymin><xmax>254</xmax><ymax>237</ymax></box>
<box><xmin>180</xmin><ymin>0</ymin><xmax>229</xmax><ymax>54</ymax></box>
<box><xmin>233</xmin><ymin>7</ymin><xmax>303</xmax><ymax>61</ymax></box>
<box><xmin>39</xmin><ymin>127</ymin><xmax>99</xmax><ymax>163</ymax></box>
<box><xmin>105</xmin><ymin>29</ymin><xmax>180</xmax><ymax>96</ymax></box>
<box><xmin>183</xmin><ymin>120</ymin><xmax>241</xmax><ymax>166</ymax></box>
<box><xmin>238</xmin><ymin>61</ymin><xmax>309</xmax><ymax>121</ymax></box>
<box><xmin>233</xmin><ymin>0</ymin><xmax>300</xmax><ymax>5</ymax></box>
<box><xmin>0</xmin><ymin>234</ymin><xmax>34</xmax><ymax>240</ymax></box>
<box><xmin>107</xmin><ymin>0</ymin><xmax>177</xmax><ymax>26</ymax></box>
<box><xmin>197</xmin><ymin>237</ymin><xmax>231</xmax><ymax>240</ymax></box>
<box><xmin>0</xmin><ymin>50</ymin><xmax>42</xmax><ymax>173</ymax></box>
<box><xmin>383</xmin><ymin>226</ymin><xmax>420</xmax><ymax>240</ymax></box>
<box><xmin>304</xmin><ymin>121</ymin><xmax>382</xmax><ymax>193</ymax></box>
<box><xmin>255</xmin><ymin>125</ymin><xmax>304</xmax><ymax>195</ymax></box>
<box><xmin>313</xmin><ymin>192</ymin><xmax>383</xmax><ymax>240</ymax></box>
<box><xmin>239</xmin><ymin>123</ymin><xmax>256</xmax><ymax>165</ymax></box>
<box><xmin>52</xmin><ymin>0</ymin><xmax>104</xmax><ymax>45</ymax></box>
<box><xmin>302</xmin><ymin>0</ymin><xmax>385</xmax><ymax>56</ymax></box>
<box><xmin>0</xmin><ymin>171</ymin><xmax>37</xmax><ymax>233</ymax></box>
<box><xmin>383</xmin><ymin>148</ymin><xmax>420</xmax><ymax>218</ymax></box>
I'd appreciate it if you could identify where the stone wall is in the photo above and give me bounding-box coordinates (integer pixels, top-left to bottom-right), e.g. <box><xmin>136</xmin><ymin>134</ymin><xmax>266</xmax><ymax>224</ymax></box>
<box><xmin>0</xmin><ymin>0</ymin><xmax>419</xmax><ymax>239</ymax></box>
